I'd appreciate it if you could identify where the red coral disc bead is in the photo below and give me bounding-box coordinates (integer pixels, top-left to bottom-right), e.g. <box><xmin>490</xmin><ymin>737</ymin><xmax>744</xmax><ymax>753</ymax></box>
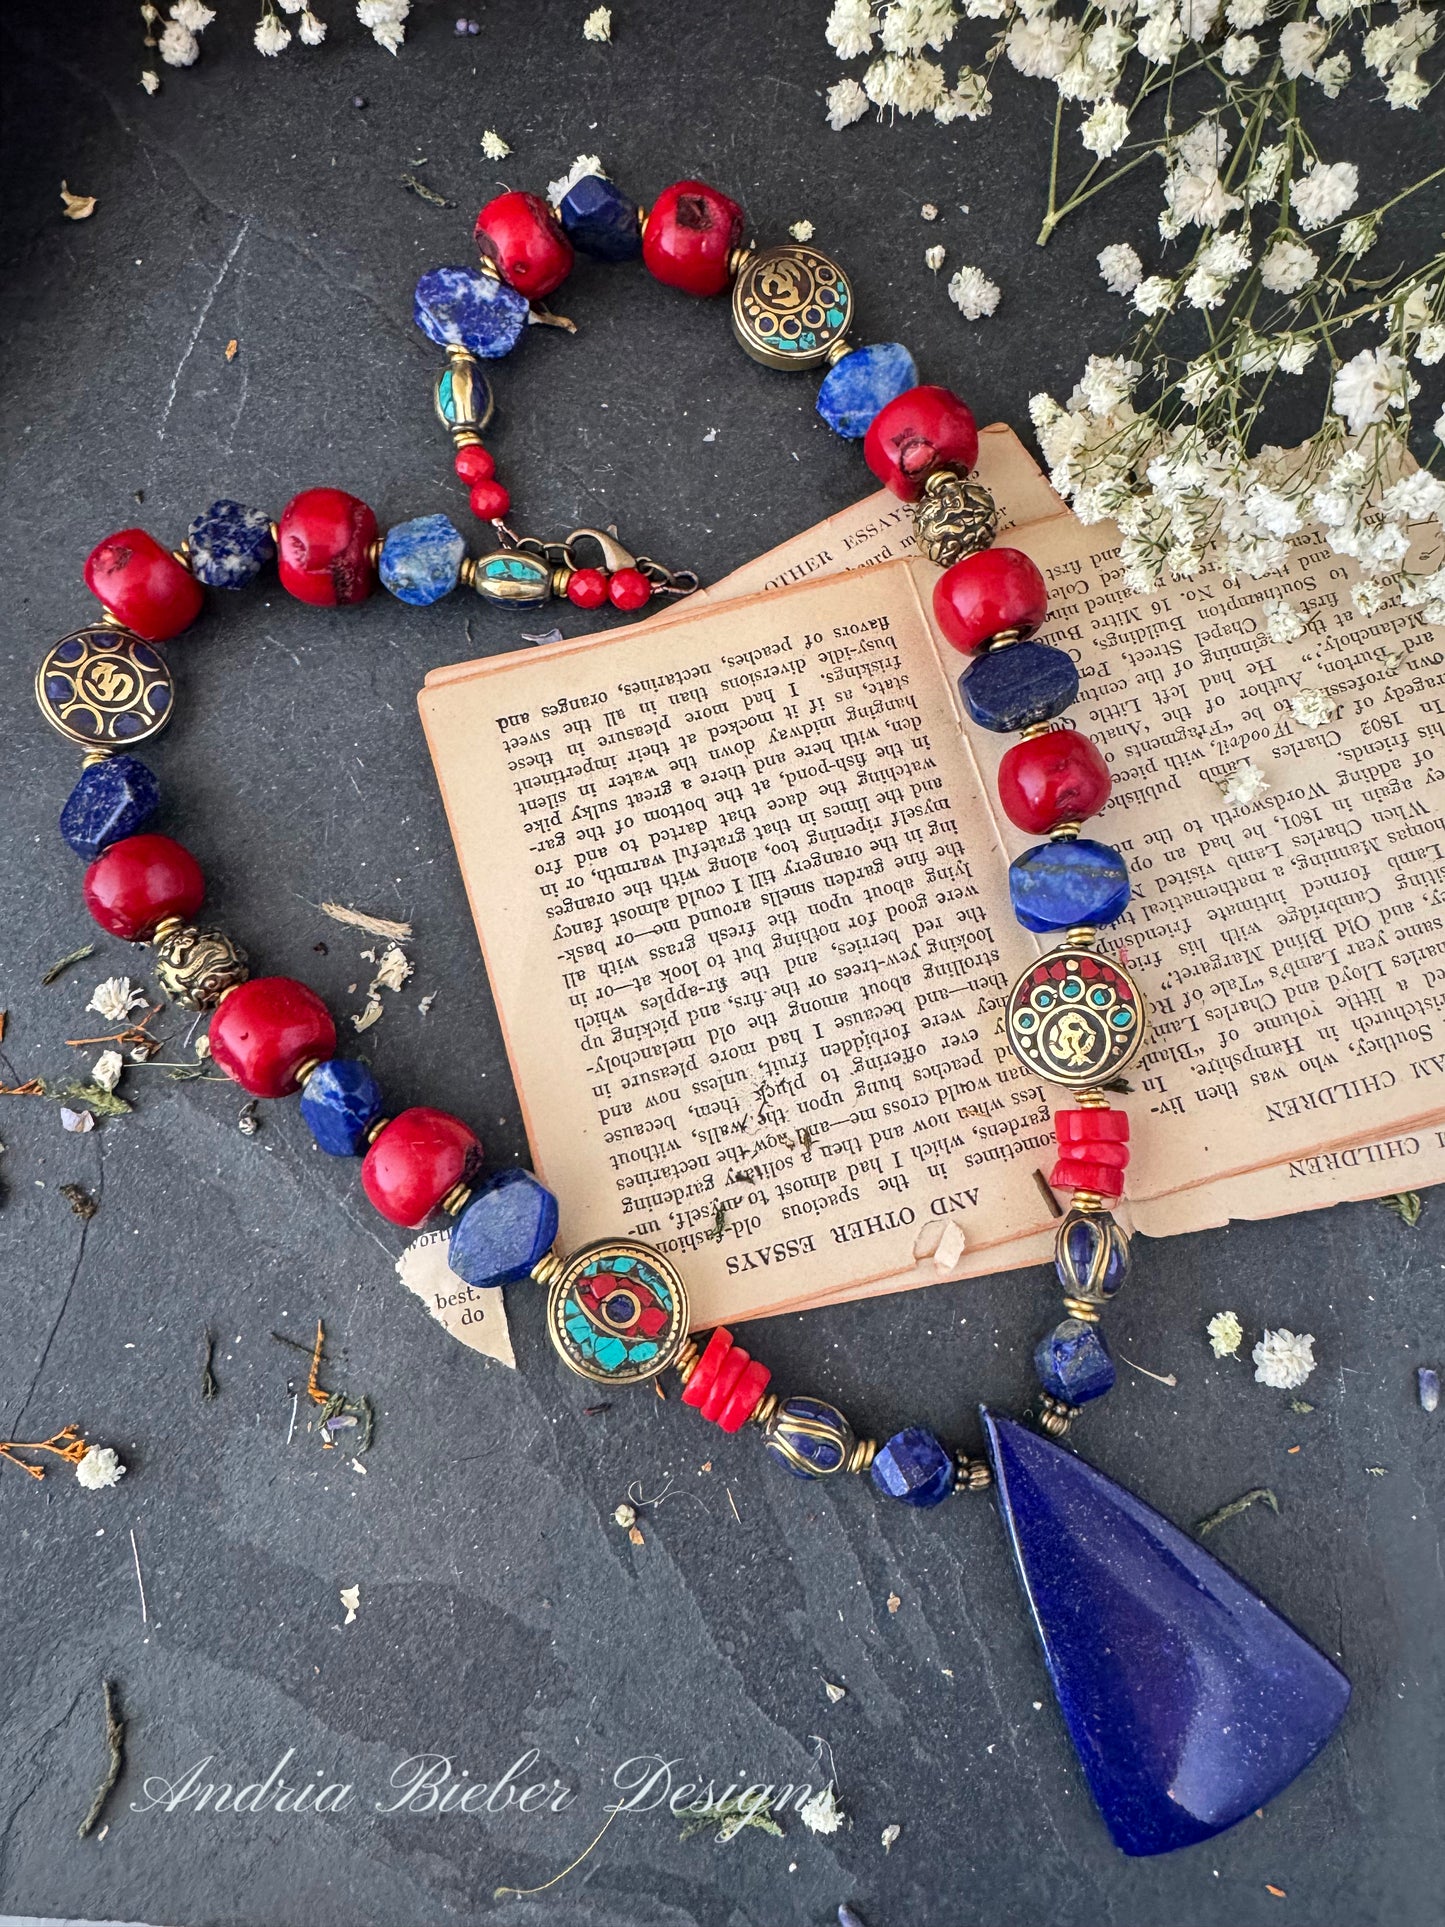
<box><xmin>933</xmin><ymin>545</ymin><xmax>1049</xmax><ymax>655</ymax></box>
<box><xmin>468</xmin><ymin>479</ymin><xmax>511</xmax><ymax>521</ymax></box>
<box><xmin>997</xmin><ymin>728</ymin><xmax>1112</xmax><ymax>834</ymax></box>
<box><xmin>717</xmin><ymin>1357</ymin><xmax>771</xmax><ymax>1433</ymax></box>
<box><xmin>82</xmin><ymin>832</ymin><xmax>205</xmax><ymax>940</ymax></box>
<box><xmin>454</xmin><ymin>444</ymin><xmax>495</xmax><ymax>485</ymax></box>
<box><xmin>362</xmin><ymin>1107</ymin><xmax>484</xmax><ymax>1228</ymax></box>
<box><xmin>863</xmin><ymin>386</ymin><xmax>980</xmax><ymax>502</ymax></box>
<box><xmin>608</xmin><ymin>567</ymin><xmax>651</xmax><ymax>612</ymax></box>
<box><xmin>474</xmin><ymin>190</ymin><xmax>574</xmax><ymax>300</ymax></box>
<box><xmin>209</xmin><ymin>976</ymin><xmax>337</xmax><ymax>1099</ymax></box>
<box><xmin>567</xmin><ymin>567</ymin><xmax>610</xmax><ymax>610</ymax></box>
<box><xmin>642</xmin><ymin>180</ymin><xmax>745</xmax><ymax>297</ymax></box>
<box><xmin>681</xmin><ymin>1327</ymin><xmax>734</xmax><ymax>1409</ymax></box>
<box><xmin>276</xmin><ymin>488</ymin><xmax>377</xmax><ymax>607</ymax></box>
<box><xmin>84</xmin><ymin>529</ymin><xmax>204</xmax><ymax>643</ymax></box>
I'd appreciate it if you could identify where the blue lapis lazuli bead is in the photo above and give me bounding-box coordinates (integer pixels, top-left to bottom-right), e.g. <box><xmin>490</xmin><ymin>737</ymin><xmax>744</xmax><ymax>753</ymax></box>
<box><xmin>982</xmin><ymin>1409</ymin><xmax>1350</xmax><ymax>1855</ymax></box>
<box><xmin>413</xmin><ymin>266</ymin><xmax>530</xmax><ymax>359</ymax></box>
<box><xmin>186</xmin><ymin>499</ymin><xmax>276</xmax><ymax>589</ymax></box>
<box><xmin>959</xmin><ymin>640</ymin><xmax>1079</xmax><ymax>732</ymax></box>
<box><xmin>557</xmin><ymin>175</ymin><xmax>642</xmax><ymax>262</ymax></box>
<box><xmin>816</xmin><ymin>342</ymin><xmax>919</xmax><ymax>439</ymax></box>
<box><xmin>379</xmin><ymin>514</ymin><xmax>465</xmax><ymax>607</ymax></box>
<box><xmin>764</xmin><ymin>1396</ymin><xmax>853</xmax><ymax>1479</ymax></box>
<box><xmin>1009</xmin><ymin>838</ymin><xmax>1130</xmax><ymax>934</ymax></box>
<box><xmin>300</xmin><ymin>1059</ymin><xmax>383</xmax><ymax>1157</ymax></box>
<box><xmin>59</xmin><ymin>755</ymin><xmax>160</xmax><ymax>860</ymax></box>
<box><xmin>871</xmin><ymin>1426</ymin><xmax>955</xmax><ymax>1507</ymax></box>
<box><xmin>1034</xmin><ymin>1317</ymin><xmax>1116</xmax><ymax>1405</ymax></box>
<box><xmin>1055</xmin><ymin>1209</ymin><xmax>1130</xmax><ymax>1300</ymax></box>
<box><xmin>449</xmin><ymin>1169</ymin><xmax>559</xmax><ymax>1288</ymax></box>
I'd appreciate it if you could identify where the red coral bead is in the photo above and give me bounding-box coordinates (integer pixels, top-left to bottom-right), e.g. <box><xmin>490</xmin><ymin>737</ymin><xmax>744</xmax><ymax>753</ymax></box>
<box><xmin>468</xmin><ymin>479</ymin><xmax>511</xmax><ymax>521</ymax></box>
<box><xmin>997</xmin><ymin>729</ymin><xmax>1112</xmax><ymax>834</ymax></box>
<box><xmin>209</xmin><ymin>976</ymin><xmax>337</xmax><ymax>1099</ymax></box>
<box><xmin>864</xmin><ymin>385</ymin><xmax>980</xmax><ymax>502</ymax></box>
<box><xmin>717</xmin><ymin>1357</ymin><xmax>771</xmax><ymax>1433</ymax></box>
<box><xmin>608</xmin><ymin>567</ymin><xmax>651</xmax><ymax>612</ymax></box>
<box><xmin>454</xmin><ymin>444</ymin><xmax>495</xmax><ymax>485</ymax></box>
<box><xmin>84</xmin><ymin>529</ymin><xmax>204</xmax><ymax>643</ymax></box>
<box><xmin>82</xmin><ymin>833</ymin><xmax>205</xmax><ymax>940</ymax></box>
<box><xmin>475</xmin><ymin>190</ymin><xmax>574</xmax><ymax>300</ymax></box>
<box><xmin>567</xmin><ymin>567</ymin><xmax>609</xmax><ymax>610</ymax></box>
<box><xmin>277</xmin><ymin>488</ymin><xmax>377</xmax><ymax>606</ymax></box>
<box><xmin>1055</xmin><ymin>1109</ymin><xmax>1130</xmax><ymax>1147</ymax></box>
<box><xmin>1050</xmin><ymin>1154</ymin><xmax>1128</xmax><ymax>1200</ymax></box>
<box><xmin>681</xmin><ymin>1327</ymin><xmax>734</xmax><ymax>1409</ymax></box>
<box><xmin>642</xmin><ymin>180</ymin><xmax>745</xmax><ymax>297</ymax></box>
<box><xmin>933</xmin><ymin>546</ymin><xmax>1049</xmax><ymax>655</ymax></box>
<box><xmin>361</xmin><ymin>1107</ymin><xmax>483</xmax><ymax>1228</ymax></box>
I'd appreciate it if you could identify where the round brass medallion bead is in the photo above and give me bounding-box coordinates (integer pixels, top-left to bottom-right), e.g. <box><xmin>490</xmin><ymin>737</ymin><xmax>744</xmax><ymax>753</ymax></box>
<box><xmin>152</xmin><ymin>922</ymin><xmax>250</xmax><ymax>1011</ymax></box>
<box><xmin>909</xmin><ymin>470</ymin><xmax>1000</xmax><ymax>568</ymax></box>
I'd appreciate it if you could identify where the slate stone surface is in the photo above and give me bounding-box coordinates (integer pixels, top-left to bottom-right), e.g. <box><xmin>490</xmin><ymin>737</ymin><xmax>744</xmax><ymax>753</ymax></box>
<box><xmin>0</xmin><ymin>7</ymin><xmax>1441</xmax><ymax>1926</ymax></box>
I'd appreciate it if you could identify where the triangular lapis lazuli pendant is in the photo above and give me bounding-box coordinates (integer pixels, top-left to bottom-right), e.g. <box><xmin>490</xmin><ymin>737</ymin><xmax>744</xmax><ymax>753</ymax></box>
<box><xmin>982</xmin><ymin>1410</ymin><xmax>1350</xmax><ymax>1857</ymax></box>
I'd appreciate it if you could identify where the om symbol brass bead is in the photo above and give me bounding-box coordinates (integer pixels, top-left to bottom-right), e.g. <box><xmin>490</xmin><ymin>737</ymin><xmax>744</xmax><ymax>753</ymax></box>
<box><xmin>910</xmin><ymin>471</ymin><xmax>1000</xmax><ymax>568</ymax></box>
<box><xmin>152</xmin><ymin>920</ymin><xmax>250</xmax><ymax>1010</ymax></box>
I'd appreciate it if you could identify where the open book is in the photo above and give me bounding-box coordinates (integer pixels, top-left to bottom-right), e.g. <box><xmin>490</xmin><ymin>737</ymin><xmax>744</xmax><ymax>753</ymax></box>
<box><xmin>419</xmin><ymin>426</ymin><xmax>1445</xmax><ymax>1326</ymax></box>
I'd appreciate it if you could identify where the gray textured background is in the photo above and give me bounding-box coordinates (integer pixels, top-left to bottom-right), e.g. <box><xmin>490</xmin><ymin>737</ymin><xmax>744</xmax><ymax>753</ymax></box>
<box><xmin>1</xmin><ymin>5</ymin><xmax>1441</xmax><ymax>1926</ymax></box>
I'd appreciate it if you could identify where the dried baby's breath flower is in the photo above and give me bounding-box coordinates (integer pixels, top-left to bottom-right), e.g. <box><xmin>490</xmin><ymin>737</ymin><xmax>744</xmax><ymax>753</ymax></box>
<box><xmin>546</xmin><ymin>154</ymin><xmax>604</xmax><ymax>205</ymax></box>
<box><xmin>76</xmin><ymin>1446</ymin><xmax>126</xmax><ymax>1490</ymax></box>
<box><xmin>1207</xmin><ymin>1311</ymin><xmax>1243</xmax><ymax>1357</ymax></box>
<box><xmin>298</xmin><ymin>9</ymin><xmax>326</xmax><ymax>44</ymax></box>
<box><xmin>925</xmin><ymin>243</ymin><xmax>946</xmax><ymax>271</ymax></box>
<box><xmin>826</xmin><ymin>77</ymin><xmax>870</xmax><ymax>128</ymax></box>
<box><xmin>481</xmin><ymin>129</ymin><xmax>511</xmax><ymax>160</ymax></box>
<box><xmin>947</xmin><ymin>263</ymin><xmax>1000</xmax><ymax>319</ymax></box>
<box><xmin>881</xmin><ymin>1823</ymin><xmax>901</xmax><ymax>1851</ymax></box>
<box><xmin>1097</xmin><ymin>242</ymin><xmax>1141</xmax><ymax>294</ymax></box>
<box><xmin>1253</xmin><ymin>1328</ymin><xmax>1316</xmax><ymax>1390</ymax></box>
<box><xmin>920</xmin><ymin>202</ymin><xmax>939</xmax><ymax>220</ymax></box>
<box><xmin>340</xmin><ymin>1584</ymin><xmax>360</xmax><ymax>1624</ymax></box>
<box><xmin>140</xmin><ymin>70</ymin><xmax>161</xmax><ymax>93</ymax></box>
<box><xmin>1221</xmin><ymin>758</ymin><xmax>1270</xmax><ymax>807</ymax></box>
<box><xmin>357</xmin><ymin>0</ymin><xmax>408</xmax><ymax>53</ymax></box>
<box><xmin>582</xmin><ymin>5</ymin><xmax>612</xmax><ymax>43</ymax></box>
<box><xmin>799</xmin><ymin>1783</ymin><xmax>845</xmax><ymax>1835</ymax></box>
<box><xmin>789</xmin><ymin>219</ymin><xmax>815</xmax><ymax>241</ymax></box>
<box><xmin>87</xmin><ymin>978</ymin><xmax>147</xmax><ymax>1023</ymax></box>
<box><xmin>826</xmin><ymin>0</ymin><xmax>875</xmax><ymax>61</ymax></box>
<box><xmin>1263</xmin><ymin>598</ymin><xmax>1306</xmax><ymax>644</ymax></box>
<box><xmin>370</xmin><ymin>943</ymin><xmax>413</xmax><ymax>993</ymax></box>
<box><xmin>255</xmin><ymin>10</ymin><xmax>291</xmax><ymax>54</ymax></box>
<box><xmin>613</xmin><ymin>1502</ymin><xmax>637</xmax><ymax>1528</ymax></box>
<box><xmin>60</xmin><ymin>182</ymin><xmax>97</xmax><ymax>220</ymax></box>
<box><xmin>91</xmin><ymin>1050</ymin><xmax>124</xmax><ymax>1094</ymax></box>
<box><xmin>1290</xmin><ymin>689</ymin><xmax>1337</xmax><ymax>729</ymax></box>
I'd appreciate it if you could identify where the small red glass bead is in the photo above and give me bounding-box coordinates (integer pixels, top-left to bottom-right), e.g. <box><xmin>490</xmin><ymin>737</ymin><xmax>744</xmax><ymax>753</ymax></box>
<box><xmin>209</xmin><ymin>976</ymin><xmax>337</xmax><ymax>1100</ymax></box>
<box><xmin>933</xmin><ymin>546</ymin><xmax>1049</xmax><ymax>656</ymax></box>
<box><xmin>277</xmin><ymin>488</ymin><xmax>377</xmax><ymax>606</ymax></box>
<box><xmin>681</xmin><ymin>1327</ymin><xmax>734</xmax><ymax>1409</ymax></box>
<box><xmin>469</xmin><ymin>480</ymin><xmax>511</xmax><ymax>521</ymax></box>
<box><xmin>717</xmin><ymin>1357</ymin><xmax>771</xmax><ymax>1433</ymax></box>
<box><xmin>82</xmin><ymin>832</ymin><xmax>204</xmax><ymax>940</ymax></box>
<box><xmin>454</xmin><ymin>444</ymin><xmax>495</xmax><ymax>485</ymax></box>
<box><xmin>863</xmin><ymin>385</ymin><xmax>980</xmax><ymax>502</ymax></box>
<box><xmin>474</xmin><ymin>190</ymin><xmax>574</xmax><ymax>300</ymax></box>
<box><xmin>361</xmin><ymin>1107</ymin><xmax>483</xmax><ymax>1228</ymax></box>
<box><xmin>997</xmin><ymin>729</ymin><xmax>1112</xmax><ymax>834</ymax></box>
<box><xmin>84</xmin><ymin>529</ymin><xmax>204</xmax><ymax>643</ymax></box>
<box><xmin>608</xmin><ymin>567</ymin><xmax>651</xmax><ymax>612</ymax></box>
<box><xmin>567</xmin><ymin>567</ymin><xmax>610</xmax><ymax>610</ymax></box>
<box><xmin>642</xmin><ymin>180</ymin><xmax>745</xmax><ymax>298</ymax></box>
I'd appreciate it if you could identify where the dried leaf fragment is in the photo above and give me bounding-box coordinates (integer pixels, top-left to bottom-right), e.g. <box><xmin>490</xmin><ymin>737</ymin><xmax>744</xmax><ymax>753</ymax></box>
<box><xmin>823</xmin><ymin>1680</ymin><xmax>846</xmax><ymax>1704</ymax></box>
<box><xmin>42</xmin><ymin>942</ymin><xmax>95</xmax><ymax>985</ymax></box>
<box><xmin>319</xmin><ymin>902</ymin><xmax>413</xmax><ymax>941</ymax></box>
<box><xmin>1383</xmin><ymin>1190</ymin><xmax>1423</xmax><ymax>1227</ymax></box>
<box><xmin>339</xmin><ymin>1584</ymin><xmax>360</xmax><ymax>1625</ymax></box>
<box><xmin>628</xmin><ymin>1524</ymin><xmax>645</xmax><ymax>1546</ymax></box>
<box><xmin>61</xmin><ymin>182</ymin><xmax>98</xmax><ymax>221</ymax></box>
<box><xmin>370</xmin><ymin>943</ymin><xmax>413</xmax><ymax>993</ymax></box>
<box><xmin>60</xmin><ymin>1183</ymin><xmax>98</xmax><ymax>1219</ymax></box>
<box><xmin>886</xmin><ymin>1591</ymin><xmax>901</xmax><ymax>1614</ymax></box>
<box><xmin>225</xmin><ymin>338</ymin><xmax>238</xmax><ymax>361</ymax></box>
<box><xmin>351</xmin><ymin>996</ymin><xmax>384</xmax><ymax>1034</ymax></box>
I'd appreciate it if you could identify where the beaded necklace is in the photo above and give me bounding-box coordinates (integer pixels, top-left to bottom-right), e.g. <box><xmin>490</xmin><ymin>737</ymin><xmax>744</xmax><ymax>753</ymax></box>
<box><xmin>35</xmin><ymin>167</ymin><xmax>1349</xmax><ymax>1859</ymax></box>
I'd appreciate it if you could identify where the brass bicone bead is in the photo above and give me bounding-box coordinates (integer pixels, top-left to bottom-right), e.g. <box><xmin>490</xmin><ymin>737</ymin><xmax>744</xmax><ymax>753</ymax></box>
<box><xmin>152</xmin><ymin>924</ymin><xmax>250</xmax><ymax>1011</ymax></box>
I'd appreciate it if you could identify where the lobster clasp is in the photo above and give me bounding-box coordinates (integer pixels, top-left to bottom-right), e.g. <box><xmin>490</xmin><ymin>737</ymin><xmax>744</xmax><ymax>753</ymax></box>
<box><xmin>566</xmin><ymin>527</ymin><xmax>637</xmax><ymax>574</ymax></box>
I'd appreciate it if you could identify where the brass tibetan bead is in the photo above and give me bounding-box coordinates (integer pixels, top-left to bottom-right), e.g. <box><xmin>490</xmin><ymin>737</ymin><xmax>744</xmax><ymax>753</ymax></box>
<box><xmin>909</xmin><ymin>470</ymin><xmax>999</xmax><ymax>568</ymax></box>
<box><xmin>1037</xmin><ymin>1394</ymin><xmax>1076</xmax><ymax>1438</ymax></box>
<box><xmin>152</xmin><ymin>922</ymin><xmax>250</xmax><ymax>1011</ymax></box>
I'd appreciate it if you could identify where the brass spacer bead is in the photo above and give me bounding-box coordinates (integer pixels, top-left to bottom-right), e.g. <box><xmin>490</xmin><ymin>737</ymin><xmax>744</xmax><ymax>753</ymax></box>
<box><xmin>216</xmin><ymin>983</ymin><xmax>241</xmax><ymax>1004</ymax></box>
<box><xmin>551</xmin><ymin>567</ymin><xmax>573</xmax><ymax>599</ymax></box>
<box><xmin>530</xmin><ymin>1245</ymin><xmax>565</xmax><ymax>1291</ymax></box>
<box><xmin>674</xmin><ymin>1336</ymin><xmax>700</xmax><ymax>1388</ymax></box>
<box><xmin>269</xmin><ymin>521</ymin><xmax>280</xmax><ymax>545</ymax></box>
<box><xmin>845</xmin><ymin>1436</ymin><xmax>877</xmax><ymax>1475</ymax></box>
<box><xmin>748</xmin><ymin>1387</ymin><xmax>779</xmax><ymax>1428</ymax></box>
<box><xmin>459</xmin><ymin>556</ymin><xmax>477</xmax><ymax>590</ymax></box>
<box><xmin>97</xmin><ymin>606</ymin><xmax>124</xmax><ymax>628</ymax></box>
<box><xmin>1062</xmin><ymin>925</ymin><xmax>1099</xmax><ymax>949</ymax></box>
<box><xmin>172</xmin><ymin>542</ymin><xmax>192</xmax><ymax>570</ymax></box>
<box><xmin>1073</xmin><ymin>1088</ymin><xmax>1111</xmax><ymax>1109</ymax></box>
<box><xmin>953</xmin><ymin>1455</ymin><xmax>993</xmax><ymax>1493</ymax></box>
<box><xmin>983</xmin><ymin>625</ymin><xmax>1024</xmax><ymax>653</ymax></box>
<box><xmin>1037</xmin><ymin>1395</ymin><xmax>1076</xmax><ymax>1438</ymax></box>
<box><xmin>1061</xmin><ymin>1296</ymin><xmax>1103</xmax><ymax>1323</ymax></box>
<box><xmin>1071</xmin><ymin>1189</ymin><xmax>1105</xmax><ymax>1212</ymax></box>
<box><xmin>1050</xmin><ymin>820</ymin><xmax>1082</xmax><ymax>842</ymax></box>
<box><xmin>293</xmin><ymin>1058</ymin><xmax>323</xmax><ymax>1090</ymax></box>
<box><xmin>451</xmin><ymin>428</ymin><xmax>483</xmax><ymax>449</ymax></box>
<box><xmin>151</xmin><ymin>915</ymin><xmax>185</xmax><ymax>943</ymax></box>
<box><xmin>1019</xmin><ymin>717</ymin><xmax>1063</xmax><ymax>739</ymax></box>
<box><xmin>367</xmin><ymin>537</ymin><xmax>384</xmax><ymax>567</ymax></box>
<box><xmin>442</xmin><ymin>1180</ymin><xmax>473</xmax><ymax>1216</ymax></box>
<box><xmin>365</xmin><ymin>1115</ymin><xmax>391</xmax><ymax>1145</ymax></box>
<box><xmin>80</xmin><ymin>747</ymin><xmax>116</xmax><ymax>767</ymax></box>
<box><xmin>726</xmin><ymin>243</ymin><xmax>754</xmax><ymax>279</ymax></box>
<box><xmin>825</xmin><ymin>337</ymin><xmax>857</xmax><ymax>367</ymax></box>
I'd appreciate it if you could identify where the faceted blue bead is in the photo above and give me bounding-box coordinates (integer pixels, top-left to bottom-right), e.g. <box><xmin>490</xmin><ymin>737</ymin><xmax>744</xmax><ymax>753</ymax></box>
<box><xmin>186</xmin><ymin>499</ymin><xmax>276</xmax><ymax>589</ymax></box>
<box><xmin>413</xmin><ymin>266</ymin><xmax>530</xmax><ymax>359</ymax></box>
<box><xmin>1034</xmin><ymin>1318</ymin><xmax>1116</xmax><ymax>1405</ymax></box>
<box><xmin>764</xmin><ymin>1396</ymin><xmax>854</xmax><ymax>1479</ymax></box>
<box><xmin>959</xmin><ymin>640</ymin><xmax>1079</xmax><ymax>732</ymax></box>
<box><xmin>299</xmin><ymin>1059</ymin><xmax>383</xmax><ymax>1157</ymax></box>
<box><xmin>816</xmin><ymin>342</ymin><xmax>919</xmax><ymax>439</ymax></box>
<box><xmin>1009</xmin><ymin>838</ymin><xmax>1131</xmax><ymax>934</ymax></box>
<box><xmin>982</xmin><ymin>1409</ymin><xmax>1350</xmax><ymax>1855</ymax></box>
<box><xmin>449</xmin><ymin>1169</ymin><xmax>559</xmax><ymax>1288</ymax></box>
<box><xmin>871</xmin><ymin>1426</ymin><xmax>954</xmax><ymax>1506</ymax></box>
<box><xmin>557</xmin><ymin>175</ymin><xmax>642</xmax><ymax>262</ymax></box>
<box><xmin>379</xmin><ymin>514</ymin><xmax>465</xmax><ymax>606</ymax></box>
<box><xmin>59</xmin><ymin>755</ymin><xmax>160</xmax><ymax>860</ymax></box>
<box><xmin>1055</xmin><ymin>1209</ymin><xmax>1131</xmax><ymax>1301</ymax></box>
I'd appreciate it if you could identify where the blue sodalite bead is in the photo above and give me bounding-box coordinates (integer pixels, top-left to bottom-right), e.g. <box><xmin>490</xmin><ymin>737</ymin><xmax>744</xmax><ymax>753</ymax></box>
<box><xmin>1054</xmin><ymin>1208</ymin><xmax>1131</xmax><ymax>1302</ymax></box>
<box><xmin>816</xmin><ymin>343</ymin><xmax>919</xmax><ymax>439</ymax></box>
<box><xmin>299</xmin><ymin>1059</ymin><xmax>383</xmax><ymax>1156</ymax></box>
<box><xmin>871</xmin><ymin>1426</ymin><xmax>955</xmax><ymax>1507</ymax></box>
<box><xmin>982</xmin><ymin>1409</ymin><xmax>1350</xmax><ymax>1855</ymax></box>
<box><xmin>413</xmin><ymin>266</ymin><xmax>531</xmax><ymax>359</ymax></box>
<box><xmin>557</xmin><ymin>175</ymin><xmax>642</xmax><ymax>262</ymax></box>
<box><xmin>449</xmin><ymin>1169</ymin><xmax>560</xmax><ymax>1288</ymax></box>
<box><xmin>959</xmin><ymin>640</ymin><xmax>1079</xmax><ymax>732</ymax></box>
<box><xmin>1034</xmin><ymin>1317</ymin><xmax>1116</xmax><ymax>1405</ymax></box>
<box><xmin>764</xmin><ymin>1396</ymin><xmax>855</xmax><ymax>1479</ymax></box>
<box><xmin>1009</xmin><ymin>838</ymin><xmax>1130</xmax><ymax>934</ymax></box>
<box><xmin>59</xmin><ymin>755</ymin><xmax>160</xmax><ymax>860</ymax></box>
<box><xmin>186</xmin><ymin>499</ymin><xmax>276</xmax><ymax>589</ymax></box>
<box><xmin>379</xmin><ymin>513</ymin><xmax>465</xmax><ymax>607</ymax></box>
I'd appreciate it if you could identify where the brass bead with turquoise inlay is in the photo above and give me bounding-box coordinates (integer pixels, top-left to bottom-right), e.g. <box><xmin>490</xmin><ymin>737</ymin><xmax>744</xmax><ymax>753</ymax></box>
<box><xmin>433</xmin><ymin>346</ymin><xmax>495</xmax><ymax>447</ymax></box>
<box><xmin>731</xmin><ymin>244</ymin><xmax>853</xmax><ymax>372</ymax></box>
<box><xmin>466</xmin><ymin>549</ymin><xmax>555</xmax><ymax>609</ymax></box>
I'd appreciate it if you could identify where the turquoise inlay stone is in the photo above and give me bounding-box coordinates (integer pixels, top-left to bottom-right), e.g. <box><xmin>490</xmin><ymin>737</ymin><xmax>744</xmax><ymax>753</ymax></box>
<box><xmin>960</xmin><ymin>640</ymin><xmax>1079</xmax><ymax>732</ymax></box>
<box><xmin>1034</xmin><ymin>1318</ymin><xmax>1116</xmax><ymax>1404</ymax></box>
<box><xmin>59</xmin><ymin>754</ymin><xmax>160</xmax><ymax>859</ymax></box>
<box><xmin>413</xmin><ymin>266</ymin><xmax>530</xmax><ymax>359</ymax></box>
<box><xmin>472</xmin><ymin>550</ymin><xmax>553</xmax><ymax>608</ymax></box>
<box><xmin>434</xmin><ymin>359</ymin><xmax>493</xmax><ymax>430</ymax></box>
<box><xmin>816</xmin><ymin>342</ymin><xmax>919</xmax><ymax>438</ymax></box>
<box><xmin>449</xmin><ymin>1170</ymin><xmax>560</xmax><ymax>1288</ymax></box>
<box><xmin>379</xmin><ymin>514</ymin><xmax>465</xmax><ymax>607</ymax></box>
<box><xmin>1009</xmin><ymin>838</ymin><xmax>1131</xmax><ymax>933</ymax></box>
<box><xmin>186</xmin><ymin>499</ymin><xmax>275</xmax><ymax>589</ymax></box>
<box><xmin>557</xmin><ymin>175</ymin><xmax>642</xmax><ymax>262</ymax></box>
<box><xmin>300</xmin><ymin>1059</ymin><xmax>382</xmax><ymax>1157</ymax></box>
